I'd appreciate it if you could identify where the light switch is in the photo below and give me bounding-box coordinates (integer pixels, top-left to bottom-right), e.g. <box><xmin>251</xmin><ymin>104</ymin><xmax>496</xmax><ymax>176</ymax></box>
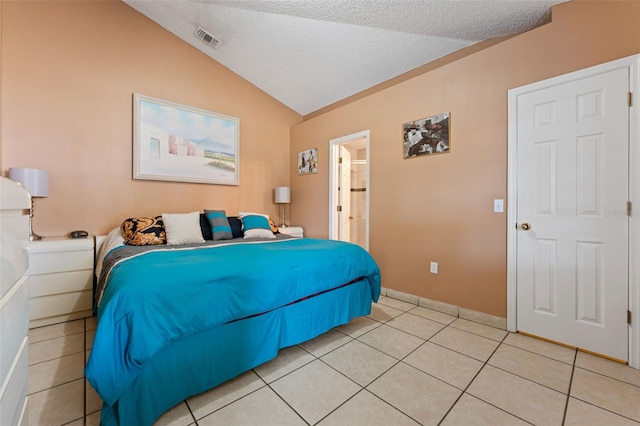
<box><xmin>494</xmin><ymin>199</ymin><xmax>504</xmax><ymax>213</ymax></box>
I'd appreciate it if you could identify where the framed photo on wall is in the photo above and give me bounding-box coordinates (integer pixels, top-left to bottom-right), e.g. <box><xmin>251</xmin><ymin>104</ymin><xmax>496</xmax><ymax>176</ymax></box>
<box><xmin>298</xmin><ymin>148</ymin><xmax>318</xmax><ymax>175</ymax></box>
<box><xmin>403</xmin><ymin>112</ymin><xmax>450</xmax><ymax>159</ymax></box>
<box><xmin>133</xmin><ymin>93</ymin><xmax>240</xmax><ymax>185</ymax></box>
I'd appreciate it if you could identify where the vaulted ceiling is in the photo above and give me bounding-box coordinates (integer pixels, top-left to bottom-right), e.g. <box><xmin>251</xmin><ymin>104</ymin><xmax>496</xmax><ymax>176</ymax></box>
<box><xmin>123</xmin><ymin>0</ymin><xmax>567</xmax><ymax>115</ymax></box>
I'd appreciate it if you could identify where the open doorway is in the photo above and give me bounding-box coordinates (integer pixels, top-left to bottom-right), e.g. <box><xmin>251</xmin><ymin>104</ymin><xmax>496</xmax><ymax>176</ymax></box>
<box><xmin>328</xmin><ymin>130</ymin><xmax>370</xmax><ymax>250</ymax></box>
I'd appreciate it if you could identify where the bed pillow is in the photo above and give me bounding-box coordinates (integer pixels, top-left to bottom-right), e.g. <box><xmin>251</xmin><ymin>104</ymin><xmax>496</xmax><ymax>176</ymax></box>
<box><xmin>204</xmin><ymin>209</ymin><xmax>233</xmax><ymax>240</ymax></box>
<box><xmin>199</xmin><ymin>214</ymin><xmax>213</xmax><ymax>240</ymax></box>
<box><xmin>120</xmin><ymin>216</ymin><xmax>166</xmax><ymax>246</ymax></box>
<box><xmin>238</xmin><ymin>211</ymin><xmax>270</xmax><ymax>219</ymax></box>
<box><xmin>162</xmin><ymin>212</ymin><xmax>205</xmax><ymax>245</ymax></box>
<box><xmin>227</xmin><ymin>216</ymin><xmax>244</xmax><ymax>238</ymax></box>
<box><xmin>239</xmin><ymin>213</ymin><xmax>276</xmax><ymax>239</ymax></box>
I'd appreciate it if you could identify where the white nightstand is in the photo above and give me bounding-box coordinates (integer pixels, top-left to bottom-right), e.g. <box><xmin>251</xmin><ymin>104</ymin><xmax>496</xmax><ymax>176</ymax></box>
<box><xmin>28</xmin><ymin>236</ymin><xmax>95</xmax><ymax>328</ymax></box>
<box><xmin>279</xmin><ymin>226</ymin><xmax>304</xmax><ymax>238</ymax></box>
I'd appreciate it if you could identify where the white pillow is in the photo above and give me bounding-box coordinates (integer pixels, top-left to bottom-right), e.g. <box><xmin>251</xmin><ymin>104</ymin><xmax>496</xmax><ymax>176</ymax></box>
<box><xmin>162</xmin><ymin>212</ymin><xmax>205</xmax><ymax>245</ymax></box>
<box><xmin>238</xmin><ymin>212</ymin><xmax>270</xmax><ymax>219</ymax></box>
<box><xmin>243</xmin><ymin>228</ymin><xmax>276</xmax><ymax>239</ymax></box>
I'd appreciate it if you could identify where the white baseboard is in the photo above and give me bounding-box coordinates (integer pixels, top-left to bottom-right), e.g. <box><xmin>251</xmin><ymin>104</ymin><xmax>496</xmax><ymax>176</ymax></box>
<box><xmin>380</xmin><ymin>287</ymin><xmax>507</xmax><ymax>330</ymax></box>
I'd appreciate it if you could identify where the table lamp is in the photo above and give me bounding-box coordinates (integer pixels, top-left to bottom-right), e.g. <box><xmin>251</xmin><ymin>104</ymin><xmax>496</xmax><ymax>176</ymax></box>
<box><xmin>274</xmin><ymin>187</ymin><xmax>290</xmax><ymax>228</ymax></box>
<box><xmin>9</xmin><ymin>167</ymin><xmax>49</xmax><ymax>240</ymax></box>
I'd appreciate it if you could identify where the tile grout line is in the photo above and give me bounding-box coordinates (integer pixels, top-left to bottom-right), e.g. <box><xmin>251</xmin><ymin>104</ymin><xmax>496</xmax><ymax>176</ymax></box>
<box><xmin>500</xmin><ymin>344</ymin><xmax>575</xmax><ymax>366</ymax></box>
<box><xmin>561</xmin><ymin>348</ymin><xmax>579</xmax><ymax>425</ymax></box>
<box><xmin>567</xmin><ymin>366</ymin><xmax>640</xmax><ymax>423</ymax></box>
<box><xmin>340</xmin><ymin>312</ymin><xmax>495</xmax><ymax>425</ymax></box>
<box><xmin>184</xmin><ymin>398</ymin><xmax>198</xmax><ymax>425</ymax></box>
<box><xmin>260</xmin><ymin>355</ymin><xmax>318</xmax><ymax>426</ymax></box>
<box><xmin>312</xmin><ymin>322</ymin><xmax>423</xmax><ymax>425</ymax></box>
<box><xmin>434</xmin><ymin>331</ymin><xmax>537</xmax><ymax>426</ymax></box>
<box><xmin>572</xmin><ymin>363</ymin><xmax>640</xmax><ymax>388</ymax></box>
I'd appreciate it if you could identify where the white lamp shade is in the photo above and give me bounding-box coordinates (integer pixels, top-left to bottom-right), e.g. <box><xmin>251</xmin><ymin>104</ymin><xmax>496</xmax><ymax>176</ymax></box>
<box><xmin>274</xmin><ymin>187</ymin><xmax>291</xmax><ymax>204</ymax></box>
<box><xmin>9</xmin><ymin>168</ymin><xmax>49</xmax><ymax>197</ymax></box>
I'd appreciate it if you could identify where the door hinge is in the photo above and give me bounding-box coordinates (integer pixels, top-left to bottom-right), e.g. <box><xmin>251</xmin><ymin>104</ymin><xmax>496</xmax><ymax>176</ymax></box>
<box><xmin>628</xmin><ymin>92</ymin><xmax>633</xmax><ymax>107</ymax></box>
<box><xmin>627</xmin><ymin>201</ymin><xmax>632</xmax><ymax>217</ymax></box>
<box><xmin>337</xmin><ymin>205</ymin><xmax>342</xmax><ymax>212</ymax></box>
<box><xmin>339</xmin><ymin>157</ymin><xmax>343</xmax><ymax>164</ymax></box>
<box><xmin>628</xmin><ymin>310</ymin><xmax>632</xmax><ymax>325</ymax></box>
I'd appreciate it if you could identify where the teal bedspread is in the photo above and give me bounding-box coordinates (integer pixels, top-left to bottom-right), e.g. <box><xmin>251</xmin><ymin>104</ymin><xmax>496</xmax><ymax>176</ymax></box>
<box><xmin>85</xmin><ymin>238</ymin><xmax>380</xmax><ymax>412</ymax></box>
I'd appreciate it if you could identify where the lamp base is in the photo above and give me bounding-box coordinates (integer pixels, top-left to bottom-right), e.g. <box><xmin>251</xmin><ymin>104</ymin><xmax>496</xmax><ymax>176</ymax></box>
<box><xmin>280</xmin><ymin>204</ymin><xmax>287</xmax><ymax>228</ymax></box>
<box><xmin>30</xmin><ymin>232</ymin><xmax>44</xmax><ymax>241</ymax></box>
<box><xmin>28</xmin><ymin>198</ymin><xmax>45</xmax><ymax>241</ymax></box>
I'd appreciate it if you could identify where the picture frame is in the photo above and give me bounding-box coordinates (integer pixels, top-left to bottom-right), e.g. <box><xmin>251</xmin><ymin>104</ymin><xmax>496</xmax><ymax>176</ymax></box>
<box><xmin>298</xmin><ymin>148</ymin><xmax>318</xmax><ymax>175</ymax></box>
<box><xmin>403</xmin><ymin>112</ymin><xmax>450</xmax><ymax>159</ymax></box>
<box><xmin>133</xmin><ymin>93</ymin><xmax>240</xmax><ymax>185</ymax></box>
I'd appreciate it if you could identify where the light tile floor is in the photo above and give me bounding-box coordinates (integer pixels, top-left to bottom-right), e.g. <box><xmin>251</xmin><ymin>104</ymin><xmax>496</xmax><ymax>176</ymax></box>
<box><xmin>27</xmin><ymin>295</ymin><xmax>640</xmax><ymax>425</ymax></box>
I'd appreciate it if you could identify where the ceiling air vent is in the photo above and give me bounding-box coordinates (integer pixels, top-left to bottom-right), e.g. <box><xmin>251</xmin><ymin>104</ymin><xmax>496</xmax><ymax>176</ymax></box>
<box><xmin>194</xmin><ymin>26</ymin><xmax>221</xmax><ymax>49</ymax></box>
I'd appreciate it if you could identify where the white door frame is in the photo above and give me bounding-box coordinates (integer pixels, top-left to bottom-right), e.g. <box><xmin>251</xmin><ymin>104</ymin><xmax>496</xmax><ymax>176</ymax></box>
<box><xmin>507</xmin><ymin>54</ymin><xmax>640</xmax><ymax>369</ymax></box>
<box><xmin>328</xmin><ymin>130</ymin><xmax>370</xmax><ymax>250</ymax></box>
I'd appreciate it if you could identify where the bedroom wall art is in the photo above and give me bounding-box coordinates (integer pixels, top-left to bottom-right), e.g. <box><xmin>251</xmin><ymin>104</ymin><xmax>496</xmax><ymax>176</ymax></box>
<box><xmin>133</xmin><ymin>93</ymin><xmax>240</xmax><ymax>185</ymax></box>
<box><xmin>402</xmin><ymin>112</ymin><xmax>450</xmax><ymax>159</ymax></box>
<box><xmin>298</xmin><ymin>148</ymin><xmax>318</xmax><ymax>175</ymax></box>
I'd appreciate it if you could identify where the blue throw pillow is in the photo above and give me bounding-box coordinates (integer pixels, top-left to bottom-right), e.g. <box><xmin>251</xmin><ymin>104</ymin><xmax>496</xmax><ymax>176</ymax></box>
<box><xmin>205</xmin><ymin>209</ymin><xmax>233</xmax><ymax>240</ymax></box>
<box><xmin>240</xmin><ymin>213</ymin><xmax>276</xmax><ymax>239</ymax></box>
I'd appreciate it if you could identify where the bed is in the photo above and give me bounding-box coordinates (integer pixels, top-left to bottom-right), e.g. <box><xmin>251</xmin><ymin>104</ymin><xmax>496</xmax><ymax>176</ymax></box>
<box><xmin>85</xmin><ymin>225</ymin><xmax>381</xmax><ymax>426</ymax></box>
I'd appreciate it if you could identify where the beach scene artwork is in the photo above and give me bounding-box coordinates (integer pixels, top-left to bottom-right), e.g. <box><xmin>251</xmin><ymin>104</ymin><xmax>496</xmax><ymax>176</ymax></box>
<box><xmin>134</xmin><ymin>94</ymin><xmax>239</xmax><ymax>185</ymax></box>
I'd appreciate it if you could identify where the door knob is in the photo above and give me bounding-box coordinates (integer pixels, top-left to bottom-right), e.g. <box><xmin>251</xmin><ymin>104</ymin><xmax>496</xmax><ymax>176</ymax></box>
<box><xmin>521</xmin><ymin>223</ymin><xmax>532</xmax><ymax>230</ymax></box>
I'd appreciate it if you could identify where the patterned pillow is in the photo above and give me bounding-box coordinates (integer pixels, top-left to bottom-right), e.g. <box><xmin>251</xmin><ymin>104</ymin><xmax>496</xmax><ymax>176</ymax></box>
<box><xmin>162</xmin><ymin>212</ymin><xmax>205</xmax><ymax>245</ymax></box>
<box><xmin>239</xmin><ymin>213</ymin><xmax>276</xmax><ymax>239</ymax></box>
<box><xmin>120</xmin><ymin>216</ymin><xmax>166</xmax><ymax>246</ymax></box>
<box><xmin>204</xmin><ymin>209</ymin><xmax>233</xmax><ymax>241</ymax></box>
<box><xmin>268</xmin><ymin>218</ymin><xmax>279</xmax><ymax>234</ymax></box>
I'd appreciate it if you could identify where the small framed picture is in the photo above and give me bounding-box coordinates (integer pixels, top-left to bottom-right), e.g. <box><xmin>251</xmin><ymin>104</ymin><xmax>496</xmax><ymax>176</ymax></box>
<box><xmin>298</xmin><ymin>148</ymin><xmax>318</xmax><ymax>175</ymax></box>
<box><xmin>403</xmin><ymin>112</ymin><xmax>450</xmax><ymax>159</ymax></box>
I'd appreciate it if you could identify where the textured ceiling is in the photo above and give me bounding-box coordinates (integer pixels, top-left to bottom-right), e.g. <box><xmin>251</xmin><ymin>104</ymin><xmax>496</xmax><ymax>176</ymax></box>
<box><xmin>123</xmin><ymin>0</ymin><xmax>567</xmax><ymax>116</ymax></box>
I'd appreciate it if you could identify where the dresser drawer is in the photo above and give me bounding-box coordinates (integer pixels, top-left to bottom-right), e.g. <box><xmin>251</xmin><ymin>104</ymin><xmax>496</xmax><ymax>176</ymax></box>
<box><xmin>30</xmin><ymin>290</ymin><xmax>93</xmax><ymax>322</ymax></box>
<box><xmin>0</xmin><ymin>276</ymin><xmax>29</xmax><ymax>387</ymax></box>
<box><xmin>0</xmin><ymin>336</ymin><xmax>28</xmax><ymax>426</ymax></box>
<box><xmin>29</xmin><ymin>250</ymin><xmax>93</xmax><ymax>275</ymax></box>
<box><xmin>0</xmin><ymin>215</ymin><xmax>29</xmax><ymax>300</ymax></box>
<box><xmin>30</xmin><ymin>270</ymin><xmax>92</xmax><ymax>297</ymax></box>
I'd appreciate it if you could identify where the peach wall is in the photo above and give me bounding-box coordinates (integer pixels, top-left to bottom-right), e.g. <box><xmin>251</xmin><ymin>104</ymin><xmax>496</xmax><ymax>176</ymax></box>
<box><xmin>1</xmin><ymin>0</ymin><xmax>301</xmax><ymax>236</ymax></box>
<box><xmin>290</xmin><ymin>1</ymin><xmax>640</xmax><ymax>317</ymax></box>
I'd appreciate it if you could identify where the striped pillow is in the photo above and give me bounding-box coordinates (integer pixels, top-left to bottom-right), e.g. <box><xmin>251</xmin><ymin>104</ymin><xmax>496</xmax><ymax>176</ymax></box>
<box><xmin>204</xmin><ymin>209</ymin><xmax>233</xmax><ymax>241</ymax></box>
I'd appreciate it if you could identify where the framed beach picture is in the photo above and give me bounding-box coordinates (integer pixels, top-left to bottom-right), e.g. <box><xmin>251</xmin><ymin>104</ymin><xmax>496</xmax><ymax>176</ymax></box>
<box><xmin>403</xmin><ymin>112</ymin><xmax>450</xmax><ymax>159</ymax></box>
<box><xmin>298</xmin><ymin>148</ymin><xmax>318</xmax><ymax>175</ymax></box>
<box><xmin>133</xmin><ymin>93</ymin><xmax>240</xmax><ymax>185</ymax></box>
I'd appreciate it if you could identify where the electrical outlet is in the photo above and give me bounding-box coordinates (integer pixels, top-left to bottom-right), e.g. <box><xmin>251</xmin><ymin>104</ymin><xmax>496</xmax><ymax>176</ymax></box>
<box><xmin>430</xmin><ymin>262</ymin><xmax>438</xmax><ymax>274</ymax></box>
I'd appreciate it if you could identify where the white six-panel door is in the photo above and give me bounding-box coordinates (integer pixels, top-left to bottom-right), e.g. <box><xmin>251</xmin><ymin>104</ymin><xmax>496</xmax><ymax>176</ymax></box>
<box><xmin>515</xmin><ymin>67</ymin><xmax>630</xmax><ymax>361</ymax></box>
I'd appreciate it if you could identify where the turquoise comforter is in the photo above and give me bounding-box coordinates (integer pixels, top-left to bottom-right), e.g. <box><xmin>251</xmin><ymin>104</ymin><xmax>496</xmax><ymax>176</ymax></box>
<box><xmin>85</xmin><ymin>238</ymin><xmax>380</xmax><ymax>407</ymax></box>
